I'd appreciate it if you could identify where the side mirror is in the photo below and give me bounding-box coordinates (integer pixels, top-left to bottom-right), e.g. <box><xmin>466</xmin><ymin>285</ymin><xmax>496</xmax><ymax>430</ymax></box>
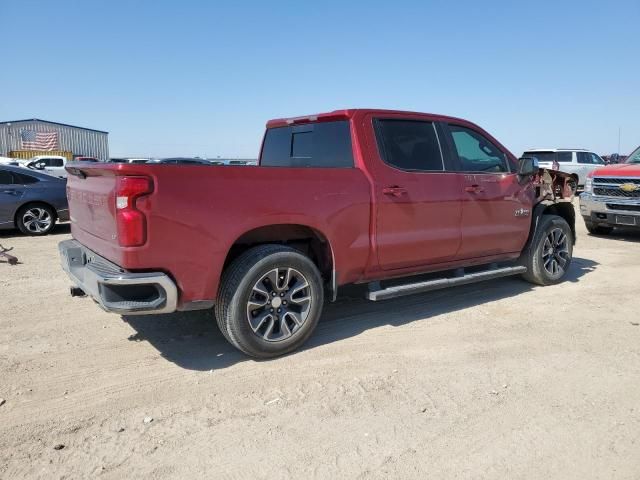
<box><xmin>35</xmin><ymin>162</ymin><xmax>46</xmax><ymax>170</ymax></box>
<box><xmin>517</xmin><ymin>156</ymin><xmax>538</xmax><ymax>176</ymax></box>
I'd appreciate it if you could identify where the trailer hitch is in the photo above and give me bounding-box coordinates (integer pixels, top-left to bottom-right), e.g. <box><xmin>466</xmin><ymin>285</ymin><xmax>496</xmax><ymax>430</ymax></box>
<box><xmin>0</xmin><ymin>244</ymin><xmax>18</xmax><ymax>265</ymax></box>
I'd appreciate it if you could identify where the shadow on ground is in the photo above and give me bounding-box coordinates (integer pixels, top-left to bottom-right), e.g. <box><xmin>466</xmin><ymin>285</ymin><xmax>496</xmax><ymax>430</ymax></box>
<box><xmin>587</xmin><ymin>227</ymin><xmax>640</xmax><ymax>243</ymax></box>
<box><xmin>122</xmin><ymin>256</ymin><xmax>598</xmax><ymax>372</ymax></box>
<box><xmin>0</xmin><ymin>222</ymin><xmax>70</xmax><ymax>239</ymax></box>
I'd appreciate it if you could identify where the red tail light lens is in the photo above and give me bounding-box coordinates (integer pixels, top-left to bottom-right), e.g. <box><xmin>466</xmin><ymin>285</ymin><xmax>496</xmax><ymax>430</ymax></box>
<box><xmin>115</xmin><ymin>176</ymin><xmax>153</xmax><ymax>247</ymax></box>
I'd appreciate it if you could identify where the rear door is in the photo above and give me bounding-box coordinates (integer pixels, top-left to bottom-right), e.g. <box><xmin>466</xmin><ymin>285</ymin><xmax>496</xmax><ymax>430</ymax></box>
<box><xmin>364</xmin><ymin>114</ymin><xmax>462</xmax><ymax>270</ymax></box>
<box><xmin>443</xmin><ymin>123</ymin><xmax>533</xmax><ymax>259</ymax></box>
<box><xmin>0</xmin><ymin>170</ymin><xmax>25</xmax><ymax>227</ymax></box>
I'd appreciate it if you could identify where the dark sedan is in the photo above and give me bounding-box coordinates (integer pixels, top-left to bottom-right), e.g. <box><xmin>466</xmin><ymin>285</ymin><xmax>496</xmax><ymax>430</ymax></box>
<box><xmin>0</xmin><ymin>165</ymin><xmax>69</xmax><ymax>236</ymax></box>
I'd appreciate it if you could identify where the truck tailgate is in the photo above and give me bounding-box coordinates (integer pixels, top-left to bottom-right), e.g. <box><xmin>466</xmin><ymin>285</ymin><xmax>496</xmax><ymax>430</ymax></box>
<box><xmin>66</xmin><ymin>167</ymin><xmax>118</xmax><ymax>243</ymax></box>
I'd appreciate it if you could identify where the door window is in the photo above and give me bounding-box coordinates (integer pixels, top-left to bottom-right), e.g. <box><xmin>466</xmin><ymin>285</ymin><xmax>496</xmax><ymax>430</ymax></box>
<box><xmin>449</xmin><ymin>125</ymin><xmax>509</xmax><ymax>173</ymax></box>
<box><xmin>0</xmin><ymin>171</ymin><xmax>14</xmax><ymax>184</ymax></box>
<box><xmin>557</xmin><ymin>152</ymin><xmax>573</xmax><ymax>163</ymax></box>
<box><xmin>577</xmin><ymin>152</ymin><xmax>603</xmax><ymax>164</ymax></box>
<box><xmin>47</xmin><ymin>158</ymin><xmax>64</xmax><ymax>167</ymax></box>
<box><xmin>374</xmin><ymin>120</ymin><xmax>444</xmax><ymax>171</ymax></box>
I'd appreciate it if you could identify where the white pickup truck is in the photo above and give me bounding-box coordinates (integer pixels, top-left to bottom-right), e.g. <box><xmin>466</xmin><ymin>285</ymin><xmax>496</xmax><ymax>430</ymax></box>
<box><xmin>17</xmin><ymin>155</ymin><xmax>70</xmax><ymax>178</ymax></box>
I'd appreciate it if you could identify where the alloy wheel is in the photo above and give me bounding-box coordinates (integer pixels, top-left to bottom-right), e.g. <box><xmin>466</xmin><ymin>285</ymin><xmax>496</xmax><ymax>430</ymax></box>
<box><xmin>22</xmin><ymin>208</ymin><xmax>52</xmax><ymax>234</ymax></box>
<box><xmin>542</xmin><ymin>228</ymin><xmax>570</xmax><ymax>276</ymax></box>
<box><xmin>246</xmin><ymin>267</ymin><xmax>312</xmax><ymax>342</ymax></box>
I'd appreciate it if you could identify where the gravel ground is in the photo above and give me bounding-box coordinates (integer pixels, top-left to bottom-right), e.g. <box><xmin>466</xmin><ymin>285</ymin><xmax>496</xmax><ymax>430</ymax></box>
<box><xmin>1</xmin><ymin>204</ymin><xmax>640</xmax><ymax>479</ymax></box>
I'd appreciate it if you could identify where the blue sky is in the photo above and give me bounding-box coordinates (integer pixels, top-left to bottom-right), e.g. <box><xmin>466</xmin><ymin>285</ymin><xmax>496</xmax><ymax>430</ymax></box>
<box><xmin>1</xmin><ymin>0</ymin><xmax>638</xmax><ymax>158</ymax></box>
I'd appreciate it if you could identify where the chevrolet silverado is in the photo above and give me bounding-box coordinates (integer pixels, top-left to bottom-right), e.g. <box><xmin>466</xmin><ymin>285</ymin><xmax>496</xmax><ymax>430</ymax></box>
<box><xmin>59</xmin><ymin>109</ymin><xmax>576</xmax><ymax>358</ymax></box>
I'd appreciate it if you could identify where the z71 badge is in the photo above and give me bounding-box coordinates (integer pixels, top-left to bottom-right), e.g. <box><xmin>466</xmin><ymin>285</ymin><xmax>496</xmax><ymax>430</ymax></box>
<box><xmin>514</xmin><ymin>208</ymin><xmax>530</xmax><ymax>217</ymax></box>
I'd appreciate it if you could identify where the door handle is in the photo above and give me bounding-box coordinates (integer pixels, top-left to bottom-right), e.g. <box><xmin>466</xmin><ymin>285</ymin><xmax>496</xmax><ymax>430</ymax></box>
<box><xmin>464</xmin><ymin>185</ymin><xmax>485</xmax><ymax>193</ymax></box>
<box><xmin>1</xmin><ymin>190</ymin><xmax>18</xmax><ymax>195</ymax></box>
<box><xmin>382</xmin><ymin>186</ymin><xmax>408</xmax><ymax>197</ymax></box>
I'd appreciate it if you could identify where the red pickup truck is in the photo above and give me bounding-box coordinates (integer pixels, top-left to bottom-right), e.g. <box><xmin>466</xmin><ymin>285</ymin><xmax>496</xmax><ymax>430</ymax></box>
<box><xmin>59</xmin><ymin>109</ymin><xmax>576</xmax><ymax>358</ymax></box>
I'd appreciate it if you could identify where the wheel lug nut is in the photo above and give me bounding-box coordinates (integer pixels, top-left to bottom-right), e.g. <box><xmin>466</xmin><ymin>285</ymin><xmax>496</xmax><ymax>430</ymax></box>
<box><xmin>270</xmin><ymin>308</ymin><xmax>274</xmax><ymax>313</ymax></box>
<box><xmin>271</xmin><ymin>292</ymin><xmax>276</xmax><ymax>297</ymax></box>
<box><xmin>280</xmin><ymin>292</ymin><xmax>284</xmax><ymax>297</ymax></box>
<box><xmin>277</xmin><ymin>308</ymin><xmax>282</xmax><ymax>313</ymax></box>
<box><xmin>283</xmin><ymin>300</ymin><xmax>287</xmax><ymax>305</ymax></box>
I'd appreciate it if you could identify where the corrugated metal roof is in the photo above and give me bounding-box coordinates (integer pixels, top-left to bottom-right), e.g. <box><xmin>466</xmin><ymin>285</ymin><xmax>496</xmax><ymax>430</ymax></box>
<box><xmin>0</xmin><ymin>118</ymin><xmax>108</xmax><ymax>134</ymax></box>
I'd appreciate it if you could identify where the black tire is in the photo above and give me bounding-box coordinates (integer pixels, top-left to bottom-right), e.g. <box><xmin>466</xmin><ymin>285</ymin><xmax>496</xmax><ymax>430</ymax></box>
<box><xmin>584</xmin><ymin>221</ymin><xmax>613</xmax><ymax>235</ymax></box>
<box><xmin>215</xmin><ymin>244</ymin><xmax>324</xmax><ymax>358</ymax></box>
<box><xmin>521</xmin><ymin>214</ymin><xmax>573</xmax><ymax>286</ymax></box>
<box><xmin>16</xmin><ymin>203</ymin><xmax>57</xmax><ymax>236</ymax></box>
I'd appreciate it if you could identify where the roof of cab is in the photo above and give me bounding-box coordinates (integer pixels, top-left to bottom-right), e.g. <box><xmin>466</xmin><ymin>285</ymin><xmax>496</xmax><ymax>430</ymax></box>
<box><xmin>265</xmin><ymin>109</ymin><xmax>474</xmax><ymax>128</ymax></box>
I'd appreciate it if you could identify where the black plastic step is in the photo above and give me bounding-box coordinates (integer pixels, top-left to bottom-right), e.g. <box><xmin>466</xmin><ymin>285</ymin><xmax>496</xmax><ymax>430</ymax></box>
<box><xmin>366</xmin><ymin>265</ymin><xmax>527</xmax><ymax>301</ymax></box>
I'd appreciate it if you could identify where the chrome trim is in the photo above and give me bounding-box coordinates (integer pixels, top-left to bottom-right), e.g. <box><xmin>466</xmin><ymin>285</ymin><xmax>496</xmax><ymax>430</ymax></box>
<box><xmin>59</xmin><ymin>239</ymin><xmax>178</xmax><ymax>315</ymax></box>
<box><xmin>580</xmin><ymin>192</ymin><xmax>640</xmax><ymax>217</ymax></box>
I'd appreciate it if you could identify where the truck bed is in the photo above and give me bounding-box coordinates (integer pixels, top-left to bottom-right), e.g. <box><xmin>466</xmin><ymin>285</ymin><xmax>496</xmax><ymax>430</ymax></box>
<box><xmin>65</xmin><ymin>162</ymin><xmax>371</xmax><ymax>307</ymax></box>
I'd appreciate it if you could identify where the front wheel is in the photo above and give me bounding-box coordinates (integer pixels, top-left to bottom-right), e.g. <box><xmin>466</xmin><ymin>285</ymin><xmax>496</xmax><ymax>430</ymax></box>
<box><xmin>215</xmin><ymin>244</ymin><xmax>324</xmax><ymax>358</ymax></box>
<box><xmin>521</xmin><ymin>215</ymin><xmax>573</xmax><ymax>286</ymax></box>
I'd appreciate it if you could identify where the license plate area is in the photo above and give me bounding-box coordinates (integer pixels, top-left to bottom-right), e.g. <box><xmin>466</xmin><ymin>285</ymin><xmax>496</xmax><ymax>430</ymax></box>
<box><xmin>615</xmin><ymin>215</ymin><xmax>637</xmax><ymax>226</ymax></box>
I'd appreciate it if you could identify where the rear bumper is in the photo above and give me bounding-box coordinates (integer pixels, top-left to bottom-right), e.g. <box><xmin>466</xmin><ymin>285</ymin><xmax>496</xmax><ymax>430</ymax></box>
<box><xmin>579</xmin><ymin>193</ymin><xmax>640</xmax><ymax>228</ymax></box>
<box><xmin>59</xmin><ymin>239</ymin><xmax>178</xmax><ymax>315</ymax></box>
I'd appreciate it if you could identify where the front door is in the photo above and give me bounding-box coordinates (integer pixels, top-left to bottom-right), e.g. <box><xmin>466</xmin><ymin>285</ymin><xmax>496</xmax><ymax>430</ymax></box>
<box><xmin>444</xmin><ymin>123</ymin><xmax>533</xmax><ymax>259</ymax></box>
<box><xmin>365</xmin><ymin>116</ymin><xmax>463</xmax><ymax>270</ymax></box>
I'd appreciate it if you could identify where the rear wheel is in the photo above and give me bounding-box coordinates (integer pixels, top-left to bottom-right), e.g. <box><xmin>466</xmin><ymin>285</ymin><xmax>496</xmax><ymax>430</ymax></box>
<box><xmin>16</xmin><ymin>203</ymin><xmax>56</xmax><ymax>236</ymax></box>
<box><xmin>215</xmin><ymin>245</ymin><xmax>324</xmax><ymax>358</ymax></box>
<box><xmin>521</xmin><ymin>215</ymin><xmax>573</xmax><ymax>286</ymax></box>
<box><xmin>584</xmin><ymin>221</ymin><xmax>613</xmax><ymax>235</ymax></box>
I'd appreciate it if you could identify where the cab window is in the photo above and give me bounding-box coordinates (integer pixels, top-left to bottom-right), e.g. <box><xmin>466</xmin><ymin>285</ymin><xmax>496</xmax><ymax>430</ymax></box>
<box><xmin>448</xmin><ymin>125</ymin><xmax>509</xmax><ymax>173</ymax></box>
<box><xmin>374</xmin><ymin>119</ymin><xmax>444</xmax><ymax>171</ymax></box>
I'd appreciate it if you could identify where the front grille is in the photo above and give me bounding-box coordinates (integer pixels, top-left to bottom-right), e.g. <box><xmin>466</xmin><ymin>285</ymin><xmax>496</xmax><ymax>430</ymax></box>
<box><xmin>593</xmin><ymin>187</ymin><xmax>640</xmax><ymax>198</ymax></box>
<box><xmin>607</xmin><ymin>204</ymin><xmax>640</xmax><ymax>212</ymax></box>
<box><xmin>594</xmin><ymin>177</ymin><xmax>640</xmax><ymax>185</ymax></box>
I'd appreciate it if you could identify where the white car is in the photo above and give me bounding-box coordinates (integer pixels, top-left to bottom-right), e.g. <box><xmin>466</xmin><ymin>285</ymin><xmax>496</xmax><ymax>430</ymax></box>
<box><xmin>522</xmin><ymin>148</ymin><xmax>605</xmax><ymax>188</ymax></box>
<box><xmin>21</xmin><ymin>155</ymin><xmax>69</xmax><ymax>179</ymax></box>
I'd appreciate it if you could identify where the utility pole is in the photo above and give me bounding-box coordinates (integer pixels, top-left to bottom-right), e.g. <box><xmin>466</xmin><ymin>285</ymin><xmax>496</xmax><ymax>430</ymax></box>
<box><xmin>618</xmin><ymin>127</ymin><xmax>621</xmax><ymax>154</ymax></box>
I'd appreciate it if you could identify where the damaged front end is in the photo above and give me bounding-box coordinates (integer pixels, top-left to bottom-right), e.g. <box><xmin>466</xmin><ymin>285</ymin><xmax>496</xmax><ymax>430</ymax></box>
<box><xmin>534</xmin><ymin>168</ymin><xmax>576</xmax><ymax>204</ymax></box>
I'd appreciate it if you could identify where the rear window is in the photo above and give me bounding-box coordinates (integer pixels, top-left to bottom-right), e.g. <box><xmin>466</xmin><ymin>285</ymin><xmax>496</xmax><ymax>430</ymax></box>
<box><xmin>260</xmin><ymin>120</ymin><xmax>354</xmax><ymax>168</ymax></box>
<box><xmin>524</xmin><ymin>152</ymin><xmax>556</xmax><ymax>163</ymax></box>
<box><xmin>523</xmin><ymin>151</ymin><xmax>572</xmax><ymax>163</ymax></box>
<box><xmin>557</xmin><ymin>152</ymin><xmax>572</xmax><ymax>162</ymax></box>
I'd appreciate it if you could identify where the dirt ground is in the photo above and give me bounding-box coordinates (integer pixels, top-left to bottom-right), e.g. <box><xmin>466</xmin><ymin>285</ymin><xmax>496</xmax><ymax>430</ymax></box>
<box><xmin>1</xmin><ymin>203</ymin><xmax>640</xmax><ymax>479</ymax></box>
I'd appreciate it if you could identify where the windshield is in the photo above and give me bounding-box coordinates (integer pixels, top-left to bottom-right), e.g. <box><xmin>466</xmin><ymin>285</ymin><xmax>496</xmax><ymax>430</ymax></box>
<box><xmin>626</xmin><ymin>146</ymin><xmax>640</xmax><ymax>164</ymax></box>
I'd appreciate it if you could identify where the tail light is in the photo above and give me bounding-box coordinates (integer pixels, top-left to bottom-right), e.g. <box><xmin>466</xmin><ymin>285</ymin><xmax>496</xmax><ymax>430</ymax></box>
<box><xmin>115</xmin><ymin>176</ymin><xmax>153</xmax><ymax>246</ymax></box>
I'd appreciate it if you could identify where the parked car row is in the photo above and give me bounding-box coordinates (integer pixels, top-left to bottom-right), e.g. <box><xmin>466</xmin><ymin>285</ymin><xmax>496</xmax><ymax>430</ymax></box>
<box><xmin>108</xmin><ymin>157</ymin><xmax>258</xmax><ymax>165</ymax></box>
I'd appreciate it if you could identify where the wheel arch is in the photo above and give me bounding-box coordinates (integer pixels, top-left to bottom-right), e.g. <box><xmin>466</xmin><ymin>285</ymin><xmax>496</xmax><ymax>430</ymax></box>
<box><xmin>222</xmin><ymin>223</ymin><xmax>336</xmax><ymax>299</ymax></box>
<box><xmin>13</xmin><ymin>200</ymin><xmax>58</xmax><ymax>227</ymax></box>
<box><xmin>523</xmin><ymin>201</ymin><xmax>576</xmax><ymax>255</ymax></box>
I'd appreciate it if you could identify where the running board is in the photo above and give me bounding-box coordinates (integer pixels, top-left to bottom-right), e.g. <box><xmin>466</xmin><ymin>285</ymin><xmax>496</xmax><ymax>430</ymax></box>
<box><xmin>366</xmin><ymin>266</ymin><xmax>527</xmax><ymax>301</ymax></box>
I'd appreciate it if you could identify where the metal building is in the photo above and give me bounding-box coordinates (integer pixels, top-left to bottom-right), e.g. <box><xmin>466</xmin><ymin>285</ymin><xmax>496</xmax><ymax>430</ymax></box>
<box><xmin>0</xmin><ymin>119</ymin><xmax>109</xmax><ymax>161</ymax></box>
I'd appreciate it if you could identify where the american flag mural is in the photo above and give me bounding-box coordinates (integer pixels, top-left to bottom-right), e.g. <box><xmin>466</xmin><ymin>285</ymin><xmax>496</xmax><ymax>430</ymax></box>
<box><xmin>21</xmin><ymin>129</ymin><xmax>58</xmax><ymax>151</ymax></box>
